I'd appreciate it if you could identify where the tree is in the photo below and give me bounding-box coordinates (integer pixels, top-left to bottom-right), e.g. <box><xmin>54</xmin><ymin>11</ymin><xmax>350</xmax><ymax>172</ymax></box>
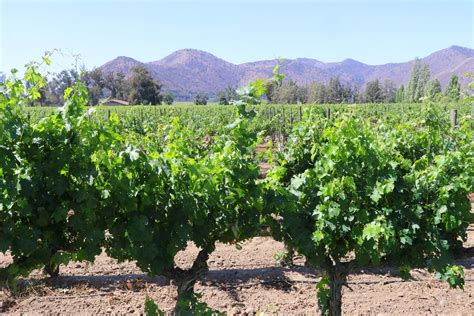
<box><xmin>163</xmin><ymin>92</ymin><xmax>174</xmax><ymax>105</ymax></box>
<box><xmin>194</xmin><ymin>92</ymin><xmax>208</xmax><ymax>105</ymax></box>
<box><xmin>308</xmin><ymin>82</ymin><xmax>328</xmax><ymax>104</ymax></box>
<box><xmin>326</xmin><ymin>77</ymin><xmax>344</xmax><ymax>103</ymax></box>
<box><xmin>128</xmin><ymin>66</ymin><xmax>162</xmax><ymax>105</ymax></box>
<box><xmin>81</xmin><ymin>68</ymin><xmax>105</xmax><ymax>105</ymax></box>
<box><xmin>364</xmin><ymin>79</ymin><xmax>384</xmax><ymax>103</ymax></box>
<box><xmin>396</xmin><ymin>85</ymin><xmax>405</xmax><ymax>103</ymax></box>
<box><xmin>424</xmin><ymin>79</ymin><xmax>442</xmax><ymax>100</ymax></box>
<box><xmin>297</xmin><ymin>85</ymin><xmax>309</xmax><ymax>104</ymax></box>
<box><xmin>47</xmin><ymin>69</ymin><xmax>80</xmax><ymax>105</ymax></box>
<box><xmin>415</xmin><ymin>64</ymin><xmax>431</xmax><ymax>101</ymax></box>
<box><xmin>444</xmin><ymin>74</ymin><xmax>461</xmax><ymax>101</ymax></box>
<box><xmin>405</xmin><ymin>59</ymin><xmax>431</xmax><ymax>103</ymax></box>
<box><xmin>272</xmin><ymin>80</ymin><xmax>299</xmax><ymax>104</ymax></box>
<box><xmin>382</xmin><ymin>80</ymin><xmax>397</xmax><ymax>103</ymax></box>
<box><xmin>217</xmin><ymin>86</ymin><xmax>238</xmax><ymax>105</ymax></box>
<box><xmin>265</xmin><ymin>80</ymin><xmax>278</xmax><ymax>102</ymax></box>
<box><xmin>104</xmin><ymin>72</ymin><xmax>128</xmax><ymax>100</ymax></box>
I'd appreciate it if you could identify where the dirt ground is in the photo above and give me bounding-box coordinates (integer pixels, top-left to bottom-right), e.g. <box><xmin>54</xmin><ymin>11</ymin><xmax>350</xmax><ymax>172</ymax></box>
<box><xmin>1</xmin><ymin>195</ymin><xmax>473</xmax><ymax>315</ymax></box>
<box><xmin>0</xmin><ymin>226</ymin><xmax>473</xmax><ymax>315</ymax></box>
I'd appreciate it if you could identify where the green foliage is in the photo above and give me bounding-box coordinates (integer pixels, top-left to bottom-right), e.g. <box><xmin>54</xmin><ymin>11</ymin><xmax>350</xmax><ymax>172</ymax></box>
<box><xmin>194</xmin><ymin>92</ymin><xmax>209</xmax><ymax>105</ymax></box>
<box><xmin>176</xmin><ymin>292</ymin><xmax>225</xmax><ymax>315</ymax></box>
<box><xmin>217</xmin><ymin>86</ymin><xmax>238</xmax><ymax>105</ymax></box>
<box><xmin>364</xmin><ymin>79</ymin><xmax>384</xmax><ymax>103</ymax></box>
<box><xmin>266</xmin><ymin>106</ymin><xmax>473</xmax><ymax>314</ymax></box>
<box><xmin>128</xmin><ymin>66</ymin><xmax>162</xmax><ymax>105</ymax></box>
<box><xmin>424</xmin><ymin>79</ymin><xmax>442</xmax><ymax>100</ymax></box>
<box><xmin>445</xmin><ymin>75</ymin><xmax>461</xmax><ymax>101</ymax></box>
<box><xmin>316</xmin><ymin>275</ymin><xmax>331</xmax><ymax>313</ymax></box>
<box><xmin>144</xmin><ymin>297</ymin><xmax>165</xmax><ymax>316</ymax></box>
<box><xmin>0</xmin><ymin>59</ymin><xmax>107</xmax><ymax>280</ymax></box>
<box><xmin>163</xmin><ymin>92</ymin><xmax>174</xmax><ymax>105</ymax></box>
<box><xmin>1</xmin><ymin>57</ymin><xmax>472</xmax><ymax>316</ymax></box>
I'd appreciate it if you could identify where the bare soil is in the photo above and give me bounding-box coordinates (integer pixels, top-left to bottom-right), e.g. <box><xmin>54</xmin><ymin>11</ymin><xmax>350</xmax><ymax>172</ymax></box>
<box><xmin>0</xmin><ymin>227</ymin><xmax>473</xmax><ymax>315</ymax></box>
<box><xmin>1</xmin><ymin>196</ymin><xmax>473</xmax><ymax>315</ymax></box>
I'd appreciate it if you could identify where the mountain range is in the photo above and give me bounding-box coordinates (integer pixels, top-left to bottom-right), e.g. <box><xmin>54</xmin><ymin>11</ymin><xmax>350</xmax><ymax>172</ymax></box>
<box><xmin>100</xmin><ymin>45</ymin><xmax>474</xmax><ymax>100</ymax></box>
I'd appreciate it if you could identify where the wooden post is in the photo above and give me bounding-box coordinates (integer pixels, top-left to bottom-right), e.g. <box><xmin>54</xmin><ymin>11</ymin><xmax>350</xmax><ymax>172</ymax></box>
<box><xmin>298</xmin><ymin>106</ymin><xmax>302</xmax><ymax>121</ymax></box>
<box><xmin>326</xmin><ymin>108</ymin><xmax>331</xmax><ymax>120</ymax></box>
<box><xmin>107</xmin><ymin>110</ymin><xmax>111</xmax><ymax>120</ymax></box>
<box><xmin>451</xmin><ymin>109</ymin><xmax>457</xmax><ymax>128</ymax></box>
<box><xmin>290</xmin><ymin>108</ymin><xmax>293</xmax><ymax>124</ymax></box>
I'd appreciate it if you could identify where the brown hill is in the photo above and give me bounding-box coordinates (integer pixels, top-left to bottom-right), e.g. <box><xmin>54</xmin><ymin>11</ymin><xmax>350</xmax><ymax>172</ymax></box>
<box><xmin>100</xmin><ymin>46</ymin><xmax>474</xmax><ymax>100</ymax></box>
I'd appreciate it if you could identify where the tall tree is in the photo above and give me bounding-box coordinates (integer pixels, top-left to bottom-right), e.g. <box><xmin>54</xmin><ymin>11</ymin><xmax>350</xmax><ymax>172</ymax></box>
<box><xmin>382</xmin><ymin>80</ymin><xmax>397</xmax><ymax>103</ymax></box>
<box><xmin>414</xmin><ymin>64</ymin><xmax>431</xmax><ymax>101</ymax></box>
<box><xmin>364</xmin><ymin>79</ymin><xmax>384</xmax><ymax>103</ymax></box>
<box><xmin>272</xmin><ymin>80</ymin><xmax>299</xmax><ymax>104</ymax></box>
<box><xmin>405</xmin><ymin>58</ymin><xmax>421</xmax><ymax>102</ymax></box>
<box><xmin>326</xmin><ymin>77</ymin><xmax>344</xmax><ymax>103</ymax></box>
<box><xmin>396</xmin><ymin>85</ymin><xmax>405</xmax><ymax>103</ymax></box>
<box><xmin>81</xmin><ymin>68</ymin><xmax>105</xmax><ymax>105</ymax></box>
<box><xmin>128</xmin><ymin>66</ymin><xmax>162</xmax><ymax>105</ymax></box>
<box><xmin>104</xmin><ymin>72</ymin><xmax>128</xmax><ymax>100</ymax></box>
<box><xmin>308</xmin><ymin>82</ymin><xmax>328</xmax><ymax>104</ymax></box>
<box><xmin>47</xmin><ymin>69</ymin><xmax>80</xmax><ymax>105</ymax></box>
<box><xmin>444</xmin><ymin>74</ymin><xmax>461</xmax><ymax>101</ymax></box>
<box><xmin>424</xmin><ymin>79</ymin><xmax>442</xmax><ymax>100</ymax></box>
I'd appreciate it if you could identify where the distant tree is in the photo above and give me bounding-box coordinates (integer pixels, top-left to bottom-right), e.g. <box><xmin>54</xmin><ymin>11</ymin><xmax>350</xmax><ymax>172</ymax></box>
<box><xmin>396</xmin><ymin>85</ymin><xmax>405</xmax><ymax>103</ymax></box>
<box><xmin>444</xmin><ymin>74</ymin><xmax>461</xmax><ymax>100</ymax></box>
<box><xmin>308</xmin><ymin>82</ymin><xmax>328</xmax><ymax>104</ymax></box>
<box><xmin>405</xmin><ymin>59</ymin><xmax>430</xmax><ymax>102</ymax></box>
<box><xmin>424</xmin><ymin>79</ymin><xmax>442</xmax><ymax>100</ymax></box>
<box><xmin>326</xmin><ymin>77</ymin><xmax>344</xmax><ymax>103</ymax></box>
<box><xmin>272</xmin><ymin>80</ymin><xmax>299</xmax><ymax>104</ymax></box>
<box><xmin>218</xmin><ymin>91</ymin><xmax>228</xmax><ymax>105</ymax></box>
<box><xmin>0</xmin><ymin>72</ymin><xmax>5</xmax><ymax>84</ymax></box>
<box><xmin>382</xmin><ymin>80</ymin><xmax>397</xmax><ymax>103</ymax></box>
<box><xmin>415</xmin><ymin>64</ymin><xmax>431</xmax><ymax>101</ymax></box>
<box><xmin>163</xmin><ymin>92</ymin><xmax>174</xmax><ymax>105</ymax></box>
<box><xmin>341</xmin><ymin>84</ymin><xmax>358</xmax><ymax>103</ymax></box>
<box><xmin>81</xmin><ymin>68</ymin><xmax>105</xmax><ymax>105</ymax></box>
<box><xmin>217</xmin><ymin>86</ymin><xmax>238</xmax><ymax>105</ymax></box>
<box><xmin>47</xmin><ymin>69</ymin><xmax>80</xmax><ymax>105</ymax></box>
<box><xmin>128</xmin><ymin>66</ymin><xmax>162</xmax><ymax>105</ymax></box>
<box><xmin>194</xmin><ymin>92</ymin><xmax>208</xmax><ymax>105</ymax></box>
<box><xmin>296</xmin><ymin>85</ymin><xmax>309</xmax><ymax>104</ymax></box>
<box><xmin>104</xmin><ymin>72</ymin><xmax>128</xmax><ymax>100</ymax></box>
<box><xmin>405</xmin><ymin>58</ymin><xmax>421</xmax><ymax>102</ymax></box>
<box><xmin>364</xmin><ymin>79</ymin><xmax>384</xmax><ymax>103</ymax></box>
<box><xmin>264</xmin><ymin>81</ymin><xmax>278</xmax><ymax>102</ymax></box>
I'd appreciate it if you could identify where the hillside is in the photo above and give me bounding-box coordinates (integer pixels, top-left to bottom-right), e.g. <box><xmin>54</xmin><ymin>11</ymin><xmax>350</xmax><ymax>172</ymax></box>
<box><xmin>100</xmin><ymin>46</ymin><xmax>474</xmax><ymax>100</ymax></box>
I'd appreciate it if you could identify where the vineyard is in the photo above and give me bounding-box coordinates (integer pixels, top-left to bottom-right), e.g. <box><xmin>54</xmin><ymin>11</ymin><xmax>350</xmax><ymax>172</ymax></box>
<box><xmin>25</xmin><ymin>102</ymin><xmax>472</xmax><ymax>137</ymax></box>
<box><xmin>1</xmin><ymin>62</ymin><xmax>474</xmax><ymax>315</ymax></box>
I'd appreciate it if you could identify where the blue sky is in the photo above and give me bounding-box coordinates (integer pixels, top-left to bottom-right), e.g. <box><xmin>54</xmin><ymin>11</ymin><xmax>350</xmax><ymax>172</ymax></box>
<box><xmin>1</xmin><ymin>0</ymin><xmax>473</xmax><ymax>72</ymax></box>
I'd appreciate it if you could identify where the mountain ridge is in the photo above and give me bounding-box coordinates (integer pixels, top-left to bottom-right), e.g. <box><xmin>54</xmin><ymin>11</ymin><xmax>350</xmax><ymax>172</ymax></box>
<box><xmin>99</xmin><ymin>46</ymin><xmax>474</xmax><ymax>100</ymax></box>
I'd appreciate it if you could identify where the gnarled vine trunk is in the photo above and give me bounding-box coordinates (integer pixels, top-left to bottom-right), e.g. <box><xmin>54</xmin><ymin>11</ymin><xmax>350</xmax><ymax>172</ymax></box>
<box><xmin>328</xmin><ymin>263</ymin><xmax>347</xmax><ymax>316</ymax></box>
<box><xmin>163</xmin><ymin>249</ymin><xmax>210</xmax><ymax>315</ymax></box>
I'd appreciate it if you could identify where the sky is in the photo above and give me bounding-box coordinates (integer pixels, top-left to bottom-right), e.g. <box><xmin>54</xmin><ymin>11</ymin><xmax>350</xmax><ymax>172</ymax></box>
<box><xmin>0</xmin><ymin>0</ymin><xmax>473</xmax><ymax>73</ymax></box>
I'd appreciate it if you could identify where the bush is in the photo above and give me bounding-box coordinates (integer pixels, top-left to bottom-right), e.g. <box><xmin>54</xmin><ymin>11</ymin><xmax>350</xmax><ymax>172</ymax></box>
<box><xmin>266</xmin><ymin>108</ymin><xmax>473</xmax><ymax>315</ymax></box>
<box><xmin>194</xmin><ymin>92</ymin><xmax>208</xmax><ymax>105</ymax></box>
